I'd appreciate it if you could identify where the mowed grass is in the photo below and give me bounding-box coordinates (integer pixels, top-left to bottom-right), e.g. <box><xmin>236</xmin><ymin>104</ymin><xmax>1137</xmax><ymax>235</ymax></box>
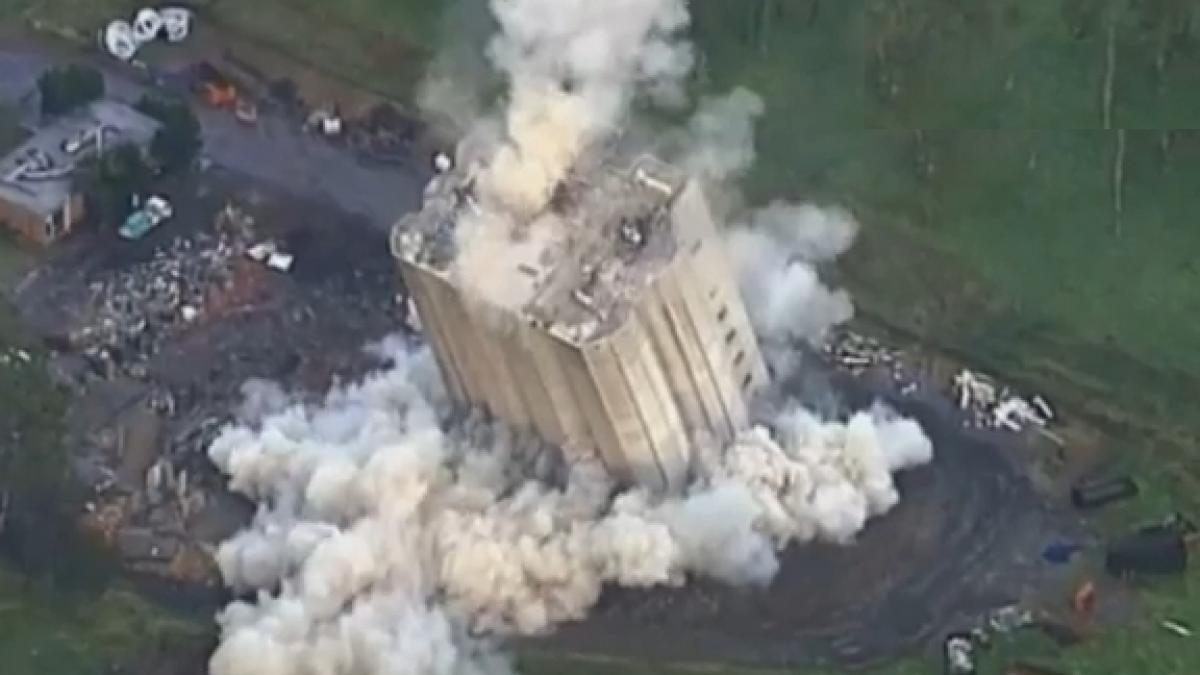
<box><xmin>691</xmin><ymin>1</ymin><xmax>1200</xmax><ymax>438</ymax></box>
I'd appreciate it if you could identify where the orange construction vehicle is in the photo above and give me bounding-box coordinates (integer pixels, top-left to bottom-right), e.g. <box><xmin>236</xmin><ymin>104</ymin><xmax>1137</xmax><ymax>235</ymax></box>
<box><xmin>201</xmin><ymin>81</ymin><xmax>237</xmax><ymax>109</ymax></box>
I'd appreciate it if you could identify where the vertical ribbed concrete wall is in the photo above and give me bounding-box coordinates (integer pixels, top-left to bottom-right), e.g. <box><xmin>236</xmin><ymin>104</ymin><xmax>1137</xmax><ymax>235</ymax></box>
<box><xmin>398</xmin><ymin>179</ymin><xmax>768</xmax><ymax>493</ymax></box>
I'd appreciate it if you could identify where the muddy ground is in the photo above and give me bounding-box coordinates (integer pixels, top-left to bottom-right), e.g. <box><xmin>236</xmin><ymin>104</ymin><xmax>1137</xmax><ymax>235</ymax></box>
<box><xmin>534</xmin><ymin>360</ymin><xmax>1091</xmax><ymax>670</ymax></box>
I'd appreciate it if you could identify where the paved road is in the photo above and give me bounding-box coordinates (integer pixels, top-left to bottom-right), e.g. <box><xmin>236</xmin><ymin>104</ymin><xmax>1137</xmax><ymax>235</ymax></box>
<box><xmin>0</xmin><ymin>47</ymin><xmax>426</xmax><ymax>228</ymax></box>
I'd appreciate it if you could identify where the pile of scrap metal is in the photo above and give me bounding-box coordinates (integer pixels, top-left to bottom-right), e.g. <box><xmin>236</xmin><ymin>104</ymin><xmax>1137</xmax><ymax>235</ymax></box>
<box><xmin>345</xmin><ymin>103</ymin><xmax>420</xmax><ymax>163</ymax></box>
<box><xmin>72</xmin><ymin>233</ymin><xmax>242</xmax><ymax>377</ymax></box>
<box><xmin>943</xmin><ymin>632</ymin><xmax>977</xmax><ymax>675</ymax></box>
<box><xmin>966</xmin><ymin>604</ymin><xmax>1037</xmax><ymax>648</ymax></box>
<box><xmin>102</xmin><ymin>6</ymin><xmax>192</xmax><ymax>62</ymax></box>
<box><xmin>244</xmin><ymin>240</ymin><xmax>295</xmax><ymax>273</ymax></box>
<box><xmin>945</xmin><ymin>605</ymin><xmax>1041</xmax><ymax>674</ymax></box>
<box><xmin>823</xmin><ymin>330</ymin><xmax>905</xmax><ymax>377</ymax></box>
<box><xmin>952</xmin><ymin>368</ymin><xmax>1059</xmax><ymax>438</ymax></box>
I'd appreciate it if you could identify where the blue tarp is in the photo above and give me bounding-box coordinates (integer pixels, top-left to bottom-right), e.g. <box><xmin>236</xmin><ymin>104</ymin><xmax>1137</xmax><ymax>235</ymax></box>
<box><xmin>1042</xmin><ymin>541</ymin><xmax>1081</xmax><ymax>564</ymax></box>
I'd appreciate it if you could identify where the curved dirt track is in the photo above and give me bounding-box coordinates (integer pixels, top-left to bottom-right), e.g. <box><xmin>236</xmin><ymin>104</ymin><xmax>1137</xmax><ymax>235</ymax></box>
<box><xmin>535</xmin><ymin>365</ymin><xmax>1083</xmax><ymax>669</ymax></box>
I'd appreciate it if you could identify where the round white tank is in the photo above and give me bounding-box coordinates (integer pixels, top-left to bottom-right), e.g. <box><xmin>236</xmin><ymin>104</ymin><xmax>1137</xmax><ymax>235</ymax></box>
<box><xmin>131</xmin><ymin>8</ymin><xmax>164</xmax><ymax>44</ymax></box>
<box><xmin>104</xmin><ymin>20</ymin><xmax>138</xmax><ymax>61</ymax></box>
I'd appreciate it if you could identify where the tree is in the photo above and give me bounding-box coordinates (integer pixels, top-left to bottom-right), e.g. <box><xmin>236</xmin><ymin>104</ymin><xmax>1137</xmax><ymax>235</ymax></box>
<box><xmin>37</xmin><ymin>64</ymin><xmax>105</xmax><ymax>118</ymax></box>
<box><xmin>79</xmin><ymin>142</ymin><xmax>154</xmax><ymax>229</ymax></box>
<box><xmin>0</xmin><ymin>300</ymin><xmax>120</xmax><ymax>594</ymax></box>
<box><xmin>135</xmin><ymin>95</ymin><xmax>202</xmax><ymax>174</ymax></box>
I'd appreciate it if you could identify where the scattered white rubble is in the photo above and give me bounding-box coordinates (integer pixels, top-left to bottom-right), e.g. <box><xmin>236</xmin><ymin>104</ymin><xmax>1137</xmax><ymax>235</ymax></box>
<box><xmin>823</xmin><ymin>330</ymin><xmax>904</xmax><ymax>376</ymax></box>
<box><xmin>243</xmin><ymin>241</ymin><xmax>295</xmax><ymax>273</ymax></box>
<box><xmin>73</xmin><ymin>233</ymin><xmax>241</xmax><ymax>374</ymax></box>
<box><xmin>952</xmin><ymin>367</ymin><xmax>1058</xmax><ymax>438</ymax></box>
<box><xmin>244</xmin><ymin>241</ymin><xmax>275</xmax><ymax>262</ymax></box>
<box><xmin>1162</xmin><ymin>619</ymin><xmax>1193</xmax><ymax>638</ymax></box>
<box><xmin>265</xmin><ymin>251</ymin><xmax>294</xmax><ymax>273</ymax></box>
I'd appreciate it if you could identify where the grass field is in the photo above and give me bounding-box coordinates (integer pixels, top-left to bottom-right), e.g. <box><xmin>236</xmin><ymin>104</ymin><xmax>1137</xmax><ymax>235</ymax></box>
<box><xmin>0</xmin><ymin>563</ymin><xmax>203</xmax><ymax>675</ymax></box>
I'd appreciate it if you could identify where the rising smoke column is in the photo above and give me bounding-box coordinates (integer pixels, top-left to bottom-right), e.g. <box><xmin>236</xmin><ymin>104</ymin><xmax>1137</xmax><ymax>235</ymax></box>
<box><xmin>667</xmin><ymin>86</ymin><xmax>859</xmax><ymax>365</ymax></box>
<box><xmin>470</xmin><ymin>0</ymin><xmax>693</xmax><ymax>214</ymax></box>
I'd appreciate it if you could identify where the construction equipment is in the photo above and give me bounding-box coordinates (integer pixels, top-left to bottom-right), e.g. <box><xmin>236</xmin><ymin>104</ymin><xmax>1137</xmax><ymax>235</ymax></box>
<box><xmin>201</xmin><ymin>81</ymin><xmax>237</xmax><ymax>109</ymax></box>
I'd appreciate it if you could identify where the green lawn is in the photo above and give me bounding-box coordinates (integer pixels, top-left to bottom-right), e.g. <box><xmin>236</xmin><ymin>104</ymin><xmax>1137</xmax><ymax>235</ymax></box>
<box><xmin>693</xmin><ymin>2</ymin><xmax>1200</xmax><ymax>400</ymax></box>
<box><xmin>0</xmin><ymin>564</ymin><xmax>203</xmax><ymax>675</ymax></box>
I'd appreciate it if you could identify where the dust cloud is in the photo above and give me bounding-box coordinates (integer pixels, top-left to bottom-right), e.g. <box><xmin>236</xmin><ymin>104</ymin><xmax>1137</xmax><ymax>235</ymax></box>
<box><xmin>206</xmin><ymin>1</ymin><xmax>933</xmax><ymax>674</ymax></box>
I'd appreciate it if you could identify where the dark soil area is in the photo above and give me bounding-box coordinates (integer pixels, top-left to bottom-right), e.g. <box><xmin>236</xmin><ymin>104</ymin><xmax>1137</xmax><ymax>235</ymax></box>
<box><xmin>535</xmin><ymin>364</ymin><xmax>1087</xmax><ymax>670</ymax></box>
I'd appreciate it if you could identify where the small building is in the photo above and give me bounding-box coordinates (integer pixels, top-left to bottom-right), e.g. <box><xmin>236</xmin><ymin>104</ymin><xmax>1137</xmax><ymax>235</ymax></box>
<box><xmin>0</xmin><ymin>100</ymin><xmax>160</xmax><ymax>246</ymax></box>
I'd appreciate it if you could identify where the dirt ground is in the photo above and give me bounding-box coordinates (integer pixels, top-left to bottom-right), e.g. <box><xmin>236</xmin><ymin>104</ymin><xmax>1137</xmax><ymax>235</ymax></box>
<box><xmin>533</xmin><ymin>359</ymin><xmax>1092</xmax><ymax>670</ymax></box>
<box><xmin>10</xmin><ymin>163</ymin><xmax>404</xmax><ymax>586</ymax></box>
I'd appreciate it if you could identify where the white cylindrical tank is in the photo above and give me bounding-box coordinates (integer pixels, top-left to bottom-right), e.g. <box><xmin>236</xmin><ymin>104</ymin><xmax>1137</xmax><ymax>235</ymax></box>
<box><xmin>103</xmin><ymin>20</ymin><xmax>138</xmax><ymax>61</ymax></box>
<box><xmin>131</xmin><ymin>8</ymin><xmax>164</xmax><ymax>44</ymax></box>
<box><xmin>159</xmin><ymin>7</ymin><xmax>192</xmax><ymax>43</ymax></box>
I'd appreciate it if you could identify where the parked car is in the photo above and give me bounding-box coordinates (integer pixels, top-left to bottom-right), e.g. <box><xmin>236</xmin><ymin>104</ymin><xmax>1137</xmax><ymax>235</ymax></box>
<box><xmin>118</xmin><ymin>195</ymin><xmax>173</xmax><ymax>240</ymax></box>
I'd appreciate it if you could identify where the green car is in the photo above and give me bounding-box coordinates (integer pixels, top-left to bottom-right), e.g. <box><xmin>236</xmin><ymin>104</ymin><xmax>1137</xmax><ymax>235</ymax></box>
<box><xmin>118</xmin><ymin>196</ymin><xmax>173</xmax><ymax>240</ymax></box>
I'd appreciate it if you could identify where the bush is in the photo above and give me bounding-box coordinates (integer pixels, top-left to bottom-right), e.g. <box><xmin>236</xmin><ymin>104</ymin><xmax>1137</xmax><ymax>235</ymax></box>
<box><xmin>79</xmin><ymin>143</ymin><xmax>154</xmax><ymax>229</ymax></box>
<box><xmin>37</xmin><ymin>64</ymin><xmax>104</xmax><ymax>118</ymax></box>
<box><xmin>135</xmin><ymin>95</ymin><xmax>202</xmax><ymax>174</ymax></box>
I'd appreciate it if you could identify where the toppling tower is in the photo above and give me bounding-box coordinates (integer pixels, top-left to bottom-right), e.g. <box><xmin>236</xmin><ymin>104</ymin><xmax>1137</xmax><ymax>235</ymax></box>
<box><xmin>392</xmin><ymin>154</ymin><xmax>767</xmax><ymax>492</ymax></box>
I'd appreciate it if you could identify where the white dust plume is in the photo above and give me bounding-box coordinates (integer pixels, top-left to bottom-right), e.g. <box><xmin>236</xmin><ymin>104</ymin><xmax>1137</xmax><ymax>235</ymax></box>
<box><xmin>675</xmin><ymin>86</ymin><xmax>765</xmax><ymax>185</ymax></box>
<box><xmin>207</xmin><ymin>339</ymin><xmax>931</xmax><ymax>675</ymax></box>
<box><xmin>664</xmin><ymin>87</ymin><xmax>858</xmax><ymax>356</ymax></box>
<box><xmin>728</xmin><ymin>202</ymin><xmax>858</xmax><ymax>350</ymax></box>
<box><xmin>469</xmin><ymin>0</ymin><xmax>693</xmax><ymax>214</ymax></box>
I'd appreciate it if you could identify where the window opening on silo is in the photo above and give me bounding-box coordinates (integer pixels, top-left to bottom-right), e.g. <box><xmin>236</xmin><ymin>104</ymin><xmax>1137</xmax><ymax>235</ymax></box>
<box><xmin>742</xmin><ymin>373</ymin><xmax>753</xmax><ymax>390</ymax></box>
<box><xmin>734</xmin><ymin>350</ymin><xmax>745</xmax><ymax>367</ymax></box>
<box><xmin>725</xmin><ymin>328</ymin><xmax>737</xmax><ymax>345</ymax></box>
<box><xmin>717</xmin><ymin>306</ymin><xmax>728</xmax><ymax>322</ymax></box>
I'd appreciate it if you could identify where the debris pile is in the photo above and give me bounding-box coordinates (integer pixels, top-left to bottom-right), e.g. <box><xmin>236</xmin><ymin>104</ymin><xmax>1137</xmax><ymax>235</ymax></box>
<box><xmin>823</xmin><ymin>330</ymin><xmax>904</xmax><ymax>375</ymax></box>
<box><xmin>72</xmin><ymin>233</ymin><xmax>244</xmax><ymax>375</ymax></box>
<box><xmin>952</xmin><ymin>368</ymin><xmax>1057</xmax><ymax>437</ymax></box>
<box><xmin>346</xmin><ymin>103</ymin><xmax>420</xmax><ymax>163</ymax></box>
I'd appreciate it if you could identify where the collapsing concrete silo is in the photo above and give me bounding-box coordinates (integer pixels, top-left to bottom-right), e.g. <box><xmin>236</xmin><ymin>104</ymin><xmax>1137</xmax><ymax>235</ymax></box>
<box><xmin>392</xmin><ymin>154</ymin><xmax>768</xmax><ymax>493</ymax></box>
